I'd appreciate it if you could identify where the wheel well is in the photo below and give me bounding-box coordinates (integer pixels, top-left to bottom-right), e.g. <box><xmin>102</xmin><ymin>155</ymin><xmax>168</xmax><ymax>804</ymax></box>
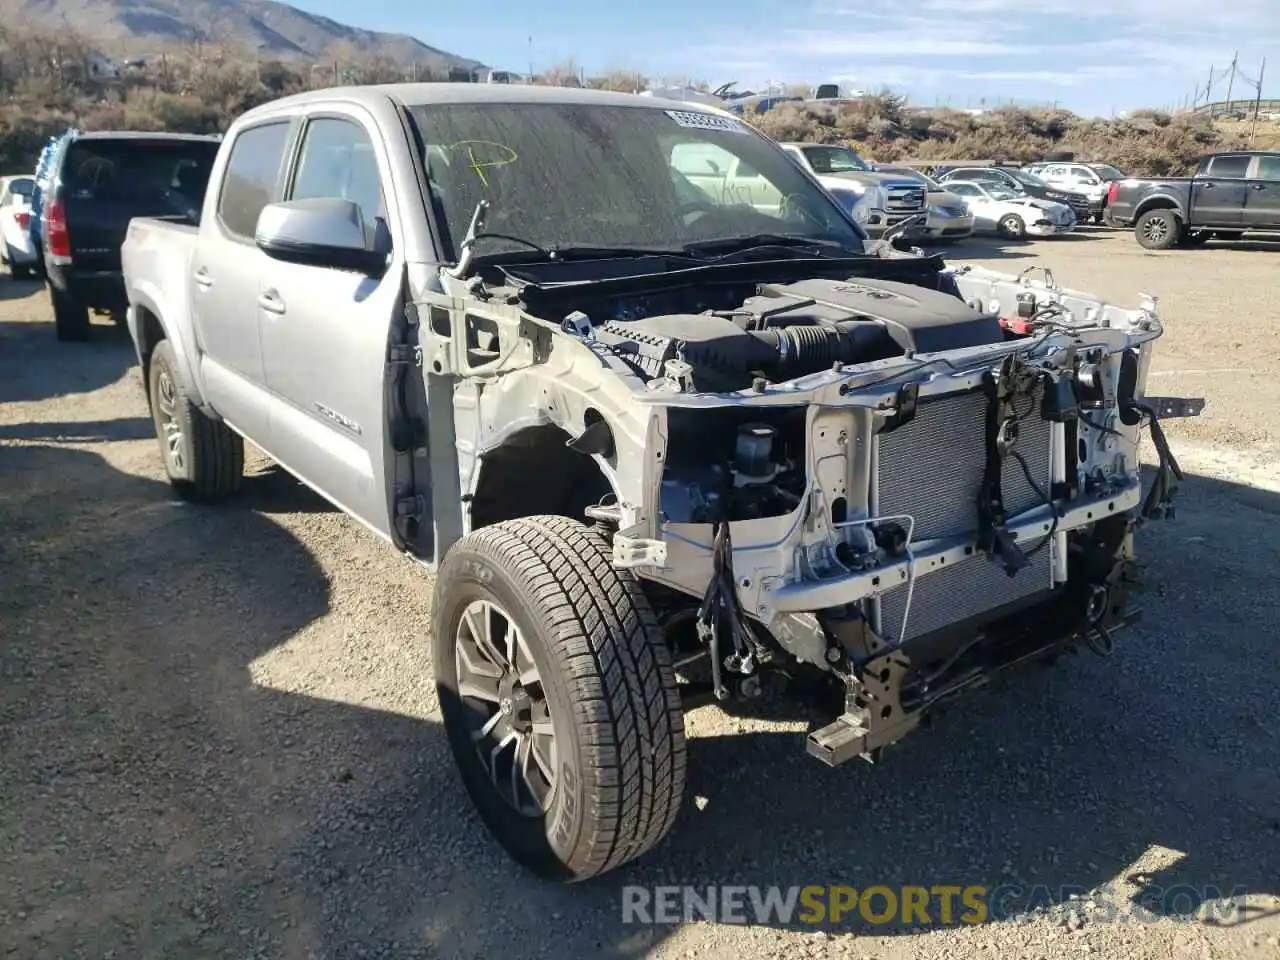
<box><xmin>1135</xmin><ymin>198</ymin><xmax>1180</xmax><ymax>220</ymax></box>
<box><xmin>469</xmin><ymin>423</ymin><xmax>615</xmax><ymax>530</ymax></box>
<box><xmin>135</xmin><ymin>307</ymin><xmax>165</xmax><ymax>397</ymax></box>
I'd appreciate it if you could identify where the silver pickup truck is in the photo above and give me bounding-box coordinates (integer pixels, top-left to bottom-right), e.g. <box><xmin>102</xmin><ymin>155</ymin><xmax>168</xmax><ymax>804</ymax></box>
<box><xmin>122</xmin><ymin>84</ymin><xmax>1201</xmax><ymax>883</ymax></box>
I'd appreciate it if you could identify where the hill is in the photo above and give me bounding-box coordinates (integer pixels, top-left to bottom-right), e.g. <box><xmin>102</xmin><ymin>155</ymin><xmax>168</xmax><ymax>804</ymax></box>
<box><xmin>12</xmin><ymin>0</ymin><xmax>483</xmax><ymax>72</ymax></box>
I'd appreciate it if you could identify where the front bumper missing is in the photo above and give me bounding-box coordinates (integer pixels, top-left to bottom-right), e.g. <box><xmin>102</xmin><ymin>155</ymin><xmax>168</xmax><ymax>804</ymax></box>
<box><xmin>763</xmin><ymin>482</ymin><xmax>1140</xmax><ymax>616</ymax></box>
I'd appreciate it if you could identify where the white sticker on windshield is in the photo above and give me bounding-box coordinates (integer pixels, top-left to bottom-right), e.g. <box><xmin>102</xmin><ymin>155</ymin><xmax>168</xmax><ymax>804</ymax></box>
<box><xmin>664</xmin><ymin>110</ymin><xmax>748</xmax><ymax>133</ymax></box>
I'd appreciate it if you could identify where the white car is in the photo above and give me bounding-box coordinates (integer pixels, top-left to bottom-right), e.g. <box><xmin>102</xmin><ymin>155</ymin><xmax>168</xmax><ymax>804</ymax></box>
<box><xmin>0</xmin><ymin>175</ymin><xmax>36</xmax><ymax>279</ymax></box>
<box><xmin>1036</xmin><ymin>162</ymin><xmax>1125</xmax><ymax>223</ymax></box>
<box><xmin>941</xmin><ymin>180</ymin><xmax>1076</xmax><ymax>238</ymax></box>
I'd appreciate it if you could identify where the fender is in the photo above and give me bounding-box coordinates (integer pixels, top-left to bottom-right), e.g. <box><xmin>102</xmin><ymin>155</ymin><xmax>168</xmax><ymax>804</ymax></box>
<box><xmin>126</xmin><ymin>276</ymin><xmax>214</xmax><ymax>416</ymax></box>
<box><xmin>1133</xmin><ymin>192</ymin><xmax>1188</xmax><ymax>221</ymax></box>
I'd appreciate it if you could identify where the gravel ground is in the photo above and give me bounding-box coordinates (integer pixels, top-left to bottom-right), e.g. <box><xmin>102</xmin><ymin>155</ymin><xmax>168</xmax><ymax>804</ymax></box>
<box><xmin>2</xmin><ymin>229</ymin><xmax>1279</xmax><ymax>959</ymax></box>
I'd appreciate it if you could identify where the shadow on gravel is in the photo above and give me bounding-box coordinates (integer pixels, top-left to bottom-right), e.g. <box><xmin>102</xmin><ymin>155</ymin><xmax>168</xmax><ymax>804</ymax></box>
<box><xmin>1169</xmin><ymin>236</ymin><xmax>1280</xmax><ymax>254</ymax></box>
<box><xmin>0</xmin><ymin>416</ymin><xmax>154</xmax><ymax>442</ymax></box>
<box><xmin>0</xmin><ymin>277</ymin><xmax>44</xmax><ymax>301</ymax></box>
<box><xmin>3</xmin><ymin>433</ymin><xmax>1278</xmax><ymax>957</ymax></box>
<box><xmin>0</xmin><ymin>318</ymin><xmax>137</xmax><ymax>404</ymax></box>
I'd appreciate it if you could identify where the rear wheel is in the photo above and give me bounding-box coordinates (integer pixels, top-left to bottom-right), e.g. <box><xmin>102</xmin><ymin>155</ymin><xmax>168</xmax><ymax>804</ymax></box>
<box><xmin>50</xmin><ymin>283</ymin><xmax>90</xmax><ymax>341</ymax></box>
<box><xmin>433</xmin><ymin>515</ymin><xmax>687</xmax><ymax>882</ymax></box>
<box><xmin>1134</xmin><ymin>209</ymin><xmax>1181</xmax><ymax>250</ymax></box>
<box><xmin>997</xmin><ymin>214</ymin><xmax>1026</xmax><ymax>239</ymax></box>
<box><xmin>147</xmin><ymin>340</ymin><xmax>243</xmax><ymax>501</ymax></box>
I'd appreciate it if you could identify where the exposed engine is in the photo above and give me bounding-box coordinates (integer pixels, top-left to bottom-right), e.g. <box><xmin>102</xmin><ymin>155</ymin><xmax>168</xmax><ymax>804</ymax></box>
<box><xmin>588</xmin><ymin>277</ymin><xmax>1004</xmax><ymax>391</ymax></box>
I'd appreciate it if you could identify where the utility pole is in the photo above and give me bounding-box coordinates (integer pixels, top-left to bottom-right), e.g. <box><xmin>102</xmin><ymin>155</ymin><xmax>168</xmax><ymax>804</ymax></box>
<box><xmin>527</xmin><ymin>36</ymin><xmax>533</xmax><ymax>80</ymax></box>
<box><xmin>1225</xmin><ymin>51</ymin><xmax>1237</xmax><ymax>110</ymax></box>
<box><xmin>1251</xmin><ymin>57</ymin><xmax>1266</xmax><ymax>142</ymax></box>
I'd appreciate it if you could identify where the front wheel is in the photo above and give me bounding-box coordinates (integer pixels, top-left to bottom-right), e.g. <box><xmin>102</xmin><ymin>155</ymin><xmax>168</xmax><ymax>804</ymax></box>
<box><xmin>146</xmin><ymin>340</ymin><xmax>243</xmax><ymax>501</ymax></box>
<box><xmin>997</xmin><ymin>213</ymin><xmax>1026</xmax><ymax>239</ymax></box>
<box><xmin>433</xmin><ymin>515</ymin><xmax>687</xmax><ymax>882</ymax></box>
<box><xmin>1134</xmin><ymin>209</ymin><xmax>1181</xmax><ymax>250</ymax></box>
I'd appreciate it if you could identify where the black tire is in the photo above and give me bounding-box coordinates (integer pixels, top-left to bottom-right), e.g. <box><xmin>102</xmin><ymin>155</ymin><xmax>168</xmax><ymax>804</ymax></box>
<box><xmin>146</xmin><ymin>340</ymin><xmax>243</xmax><ymax>502</ymax></box>
<box><xmin>433</xmin><ymin>515</ymin><xmax>687</xmax><ymax>882</ymax></box>
<box><xmin>1092</xmin><ymin>212</ymin><xmax>1104</xmax><ymax>225</ymax></box>
<box><xmin>997</xmin><ymin>213</ymin><xmax>1026</xmax><ymax>239</ymax></box>
<box><xmin>50</xmin><ymin>283</ymin><xmax>90</xmax><ymax>341</ymax></box>
<box><xmin>1134</xmin><ymin>209</ymin><xmax>1181</xmax><ymax>250</ymax></box>
<box><xmin>1182</xmin><ymin>229</ymin><xmax>1211</xmax><ymax>246</ymax></box>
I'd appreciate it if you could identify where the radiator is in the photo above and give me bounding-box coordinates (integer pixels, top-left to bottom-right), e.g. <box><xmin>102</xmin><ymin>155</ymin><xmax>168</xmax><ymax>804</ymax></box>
<box><xmin>874</xmin><ymin>387</ymin><xmax>1055</xmax><ymax>642</ymax></box>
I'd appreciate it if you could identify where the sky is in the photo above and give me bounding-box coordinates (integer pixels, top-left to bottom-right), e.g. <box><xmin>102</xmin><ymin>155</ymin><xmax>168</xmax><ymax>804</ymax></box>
<box><xmin>292</xmin><ymin>0</ymin><xmax>1277</xmax><ymax>117</ymax></box>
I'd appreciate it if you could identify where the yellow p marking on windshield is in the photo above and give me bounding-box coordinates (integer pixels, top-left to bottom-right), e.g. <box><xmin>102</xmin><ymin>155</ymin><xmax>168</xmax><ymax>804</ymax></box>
<box><xmin>444</xmin><ymin>140</ymin><xmax>518</xmax><ymax>187</ymax></box>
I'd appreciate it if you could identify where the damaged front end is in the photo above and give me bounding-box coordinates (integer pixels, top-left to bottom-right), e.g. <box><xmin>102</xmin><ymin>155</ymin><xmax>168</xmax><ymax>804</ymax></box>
<box><xmin>428</xmin><ymin>253</ymin><xmax>1203</xmax><ymax>766</ymax></box>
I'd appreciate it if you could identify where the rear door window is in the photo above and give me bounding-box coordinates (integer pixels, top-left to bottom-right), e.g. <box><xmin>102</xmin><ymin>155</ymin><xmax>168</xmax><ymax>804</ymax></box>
<box><xmin>1205</xmin><ymin>155</ymin><xmax>1250</xmax><ymax>178</ymax></box>
<box><xmin>218</xmin><ymin>122</ymin><xmax>292</xmax><ymax>238</ymax></box>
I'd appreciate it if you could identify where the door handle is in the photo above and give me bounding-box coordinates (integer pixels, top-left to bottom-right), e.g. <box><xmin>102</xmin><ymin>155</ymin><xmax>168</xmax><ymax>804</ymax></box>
<box><xmin>1200</xmin><ymin>182</ymin><xmax>1214</xmax><ymax>188</ymax></box>
<box><xmin>1250</xmin><ymin>183</ymin><xmax>1265</xmax><ymax>190</ymax></box>
<box><xmin>194</xmin><ymin>268</ymin><xmax>213</xmax><ymax>287</ymax></box>
<box><xmin>257</xmin><ymin>290</ymin><xmax>285</xmax><ymax>314</ymax></box>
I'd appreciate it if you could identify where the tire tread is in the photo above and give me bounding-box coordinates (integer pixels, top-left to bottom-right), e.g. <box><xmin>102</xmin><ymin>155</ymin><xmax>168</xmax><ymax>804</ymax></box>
<box><xmin>441</xmin><ymin>515</ymin><xmax>686</xmax><ymax>880</ymax></box>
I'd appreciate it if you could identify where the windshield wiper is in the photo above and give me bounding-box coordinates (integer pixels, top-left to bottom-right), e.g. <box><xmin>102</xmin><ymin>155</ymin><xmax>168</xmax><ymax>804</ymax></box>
<box><xmin>545</xmin><ymin>245</ymin><xmax>696</xmax><ymax>261</ymax></box>
<box><xmin>682</xmin><ymin>234</ymin><xmax>861</xmax><ymax>257</ymax></box>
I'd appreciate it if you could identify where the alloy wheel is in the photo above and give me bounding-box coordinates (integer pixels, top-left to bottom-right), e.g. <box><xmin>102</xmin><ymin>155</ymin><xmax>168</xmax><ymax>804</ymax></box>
<box><xmin>455</xmin><ymin>599</ymin><xmax>557</xmax><ymax>816</ymax></box>
<box><xmin>155</xmin><ymin>370</ymin><xmax>185</xmax><ymax>473</ymax></box>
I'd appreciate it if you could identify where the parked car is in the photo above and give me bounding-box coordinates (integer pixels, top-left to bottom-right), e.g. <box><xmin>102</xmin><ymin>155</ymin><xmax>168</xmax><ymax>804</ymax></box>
<box><xmin>0</xmin><ymin>175</ymin><xmax>37</xmax><ymax>279</ymax></box>
<box><xmin>1105</xmin><ymin>150</ymin><xmax>1280</xmax><ymax>249</ymax></box>
<box><xmin>668</xmin><ymin>140</ymin><xmax>886</xmax><ymax>231</ymax></box>
<box><xmin>872</xmin><ymin>165</ymin><xmax>975</xmax><ymax>241</ymax></box>
<box><xmin>1037</xmin><ymin>162</ymin><xmax>1126</xmax><ymax>223</ymax></box>
<box><xmin>938</xmin><ymin>166</ymin><xmax>1098</xmax><ymax>223</ymax></box>
<box><xmin>777</xmin><ymin>143</ymin><xmax>930</xmax><ymax>239</ymax></box>
<box><xmin>35</xmin><ymin>130</ymin><xmax>221</xmax><ymax>340</ymax></box>
<box><xmin>940</xmin><ymin>180</ymin><xmax>1076</xmax><ymax>238</ymax></box>
<box><xmin>121</xmin><ymin>84</ymin><xmax>1197</xmax><ymax>883</ymax></box>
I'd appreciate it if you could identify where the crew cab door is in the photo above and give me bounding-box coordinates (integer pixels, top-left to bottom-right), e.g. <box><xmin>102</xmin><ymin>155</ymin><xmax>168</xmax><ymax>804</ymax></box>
<box><xmin>1241</xmin><ymin>153</ymin><xmax>1280</xmax><ymax>231</ymax></box>
<box><xmin>1189</xmin><ymin>154</ymin><xmax>1250</xmax><ymax>226</ymax></box>
<box><xmin>193</xmin><ymin>119</ymin><xmax>295</xmax><ymax>440</ymax></box>
<box><xmin>257</xmin><ymin>109</ymin><xmax>405</xmax><ymax>540</ymax></box>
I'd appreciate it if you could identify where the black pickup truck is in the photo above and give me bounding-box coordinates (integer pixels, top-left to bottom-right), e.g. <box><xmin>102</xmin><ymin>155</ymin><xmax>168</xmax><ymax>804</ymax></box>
<box><xmin>1106</xmin><ymin>150</ymin><xmax>1280</xmax><ymax>250</ymax></box>
<box><xmin>37</xmin><ymin>130</ymin><xmax>222</xmax><ymax>340</ymax></box>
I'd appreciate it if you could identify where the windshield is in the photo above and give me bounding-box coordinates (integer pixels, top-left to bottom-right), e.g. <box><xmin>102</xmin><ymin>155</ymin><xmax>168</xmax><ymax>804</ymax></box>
<box><xmin>800</xmin><ymin>145</ymin><xmax>871</xmax><ymax>174</ymax></box>
<box><xmin>408</xmin><ymin>103</ymin><xmax>867</xmax><ymax>259</ymax></box>
<box><xmin>1006</xmin><ymin>168</ymin><xmax>1049</xmax><ymax>189</ymax></box>
<box><xmin>885</xmin><ymin>168</ymin><xmax>941</xmax><ymax>189</ymax></box>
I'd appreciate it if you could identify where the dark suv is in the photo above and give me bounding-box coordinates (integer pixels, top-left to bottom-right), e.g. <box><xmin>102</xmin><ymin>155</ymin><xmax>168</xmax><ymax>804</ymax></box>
<box><xmin>937</xmin><ymin>166</ymin><xmax>1098</xmax><ymax>222</ymax></box>
<box><xmin>38</xmin><ymin>130</ymin><xmax>221</xmax><ymax>341</ymax></box>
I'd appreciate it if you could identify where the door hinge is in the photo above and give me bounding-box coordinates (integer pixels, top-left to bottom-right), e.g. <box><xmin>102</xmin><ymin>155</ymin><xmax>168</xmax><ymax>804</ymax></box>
<box><xmin>388</xmin><ymin>344</ymin><xmax>422</xmax><ymax>366</ymax></box>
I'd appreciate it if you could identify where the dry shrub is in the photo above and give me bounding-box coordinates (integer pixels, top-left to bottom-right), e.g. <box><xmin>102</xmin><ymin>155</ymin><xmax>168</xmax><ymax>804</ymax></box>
<box><xmin>748</xmin><ymin>100</ymin><xmax>1258</xmax><ymax>174</ymax></box>
<box><xmin>0</xmin><ymin>21</ymin><xmax>1272</xmax><ymax>176</ymax></box>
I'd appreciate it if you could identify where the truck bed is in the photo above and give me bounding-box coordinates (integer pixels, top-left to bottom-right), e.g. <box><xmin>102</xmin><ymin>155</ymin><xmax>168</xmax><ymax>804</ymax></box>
<box><xmin>121</xmin><ymin>216</ymin><xmax>200</xmax><ymax>359</ymax></box>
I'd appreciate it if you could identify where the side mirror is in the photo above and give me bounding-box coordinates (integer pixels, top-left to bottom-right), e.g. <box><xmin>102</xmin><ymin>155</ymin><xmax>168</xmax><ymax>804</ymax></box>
<box><xmin>255</xmin><ymin>198</ymin><xmax>387</xmax><ymax>276</ymax></box>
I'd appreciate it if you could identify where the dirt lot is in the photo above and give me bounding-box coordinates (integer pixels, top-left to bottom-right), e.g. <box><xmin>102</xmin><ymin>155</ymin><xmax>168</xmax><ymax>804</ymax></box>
<box><xmin>2</xmin><ymin>229</ymin><xmax>1279</xmax><ymax>960</ymax></box>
